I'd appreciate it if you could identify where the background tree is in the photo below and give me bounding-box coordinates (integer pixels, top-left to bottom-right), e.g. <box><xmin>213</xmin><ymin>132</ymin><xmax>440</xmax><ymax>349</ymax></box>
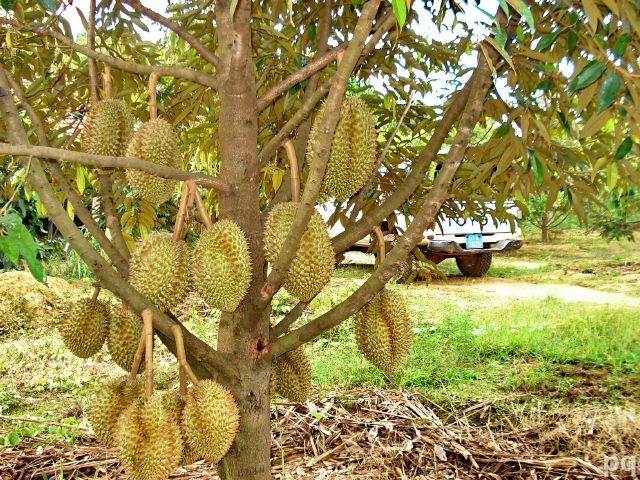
<box><xmin>1</xmin><ymin>0</ymin><xmax>639</xmax><ymax>478</ymax></box>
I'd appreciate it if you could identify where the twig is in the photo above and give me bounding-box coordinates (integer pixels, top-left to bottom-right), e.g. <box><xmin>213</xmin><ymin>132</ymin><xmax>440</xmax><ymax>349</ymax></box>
<box><xmin>90</xmin><ymin>286</ymin><xmax>101</xmax><ymax>302</ymax></box>
<box><xmin>193</xmin><ymin>186</ymin><xmax>213</xmax><ymax>229</ymax></box>
<box><xmin>0</xmin><ymin>414</ymin><xmax>89</xmax><ymax>432</ymax></box>
<box><xmin>97</xmin><ymin>172</ymin><xmax>131</xmax><ymax>263</ymax></box>
<box><xmin>173</xmin><ymin>181</ymin><xmax>195</xmax><ymax>241</ymax></box>
<box><xmin>171</xmin><ymin>325</ymin><xmax>200</xmax><ymax>386</ymax></box>
<box><xmin>372</xmin><ymin>225</ymin><xmax>385</xmax><ymax>266</ymax></box>
<box><xmin>0</xmin><ymin>143</ymin><xmax>230</xmax><ymax>192</ymax></box>
<box><xmin>103</xmin><ymin>65</ymin><xmax>112</xmax><ymax>99</ymax></box>
<box><xmin>281</xmin><ymin>139</ymin><xmax>300</xmax><ymax>203</ymax></box>
<box><xmin>87</xmin><ymin>0</ymin><xmax>99</xmax><ymax>104</ymax></box>
<box><xmin>148</xmin><ymin>72</ymin><xmax>159</xmax><ymax>120</ymax></box>
<box><xmin>129</xmin><ymin>330</ymin><xmax>146</xmax><ymax>382</ymax></box>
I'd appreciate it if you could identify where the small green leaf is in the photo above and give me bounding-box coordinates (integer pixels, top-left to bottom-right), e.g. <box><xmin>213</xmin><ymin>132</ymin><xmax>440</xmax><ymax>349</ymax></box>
<box><xmin>493</xmin><ymin>123</ymin><xmax>511</xmax><ymax>138</ymax></box>
<box><xmin>597</xmin><ymin>72</ymin><xmax>622</xmax><ymax>111</ymax></box>
<box><xmin>612</xmin><ymin>33</ymin><xmax>631</xmax><ymax>58</ymax></box>
<box><xmin>499</xmin><ymin>0</ymin><xmax>510</xmax><ymax>17</ymax></box>
<box><xmin>6</xmin><ymin>431</ymin><xmax>21</xmax><ymax>447</ymax></box>
<box><xmin>568</xmin><ymin>60</ymin><xmax>606</xmax><ymax>93</ymax></box>
<box><xmin>36</xmin><ymin>0</ymin><xmax>57</xmax><ymax>12</ymax></box>
<box><xmin>557</xmin><ymin>111</ymin><xmax>571</xmax><ymax>135</ymax></box>
<box><xmin>229</xmin><ymin>0</ymin><xmax>238</xmax><ymax>17</ymax></box>
<box><xmin>528</xmin><ymin>150</ymin><xmax>544</xmax><ymax>186</ymax></box>
<box><xmin>567</xmin><ymin>30</ymin><xmax>578</xmax><ymax>56</ymax></box>
<box><xmin>537</xmin><ymin>29</ymin><xmax>560</xmax><ymax>51</ymax></box>
<box><xmin>494</xmin><ymin>27</ymin><xmax>507</xmax><ymax>49</ymax></box>
<box><xmin>614</xmin><ymin>137</ymin><xmax>633</xmax><ymax>160</ymax></box>
<box><xmin>1</xmin><ymin>0</ymin><xmax>16</xmax><ymax>10</ymax></box>
<box><xmin>0</xmin><ymin>213</ymin><xmax>46</xmax><ymax>283</ymax></box>
<box><xmin>392</xmin><ymin>0</ymin><xmax>407</xmax><ymax>30</ymax></box>
<box><xmin>507</xmin><ymin>0</ymin><xmax>535</xmax><ymax>30</ymax></box>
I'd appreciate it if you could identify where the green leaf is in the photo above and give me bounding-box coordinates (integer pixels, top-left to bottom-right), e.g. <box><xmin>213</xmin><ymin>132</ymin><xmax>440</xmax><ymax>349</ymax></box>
<box><xmin>6</xmin><ymin>431</ymin><xmax>21</xmax><ymax>447</ymax></box>
<box><xmin>612</xmin><ymin>33</ymin><xmax>630</xmax><ymax>58</ymax></box>
<box><xmin>494</xmin><ymin>27</ymin><xmax>507</xmax><ymax>49</ymax></box>
<box><xmin>0</xmin><ymin>213</ymin><xmax>46</xmax><ymax>283</ymax></box>
<box><xmin>499</xmin><ymin>0</ymin><xmax>510</xmax><ymax>17</ymax></box>
<box><xmin>36</xmin><ymin>0</ymin><xmax>57</xmax><ymax>12</ymax></box>
<box><xmin>229</xmin><ymin>0</ymin><xmax>238</xmax><ymax>17</ymax></box>
<box><xmin>0</xmin><ymin>0</ymin><xmax>16</xmax><ymax>10</ymax></box>
<box><xmin>528</xmin><ymin>150</ymin><xmax>544</xmax><ymax>186</ymax></box>
<box><xmin>392</xmin><ymin>0</ymin><xmax>407</xmax><ymax>30</ymax></box>
<box><xmin>493</xmin><ymin>123</ymin><xmax>511</xmax><ymax>138</ymax></box>
<box><xmin>597</xmin><ymin>73</ymin><xmax>622</xmax><ymax>111</ymax></box>
<box><xmin>614</xmin><ymin>137</ymin><xmax>633</xmax><ymax>160</ymax></box>
<box><xmin>537</xmin><ymin>29</ymin><xmax>560</xmax><ymax>51</ymax></box>
<box><xmin>557</xmin><ymin>111</ymin><xmax>571</xmax><ymax>135</ymax></box>
<box><xmin>567</xmin><ymin>30</ymin><xmax>578</xmax><ymax>56</ymax></box>
<box><xmin>568</xmin><ymin>60</ymin><xmax>606</xmax><ymax>93</ymax></box>
<box><xmin>506</xmin><ymin>0</ymin><xmax>535</xmax><ymax>30</ymax></box>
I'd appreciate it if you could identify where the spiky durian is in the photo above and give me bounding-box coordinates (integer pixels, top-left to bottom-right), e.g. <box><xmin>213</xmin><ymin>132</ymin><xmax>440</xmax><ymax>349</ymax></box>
<box><xmin>115</xmin><ymin>396</ymin><xmax>183</xmax><ymax>480</ymax></box>
<box><xmin>128</xmin><ymin>232</ymin><xmax>190</xmax><ymax>312</ymax></box>
<box><xmin>58</xmin><ymin>298</ymin><xmax>109</xmax><ymax>358</ymax></box>
<box><xmin>125</xmin><ymin>118</ymin><xmax>180</xmax><ymax>205</ymax></box>
<box><xmin>108</xmin><ymin>306</ymin><xmax>143</xmax><ymax>372</ymax></box>
<box><xmin>311</xmin><ymin>96</ymin><xmax>377</xmax><ymax>201</ymax></box>
<box><xmin>272</xmin><ymin>348</ymin><xmax>312</xmax><ymax>402</ymax></box>
<box><xmin>162</xmin><ymin>391</ymin><xmax>201</xmax><ymax>466</ymax></box>
<box><xmin>355</xmin><ymin>288</ymin><xmax>412</xmax><ymax>376</ymax></box>
<box><xmin>88</xmin><ymin>377</ymin><xmax>143</xmax><ymax>446</ymax></box>
<box><xmin>191</xmin><ymin>220</ymin><xmax>251</xmax><ymax>312</ymax></box>
<box><xmin>182</xmin><ymin>380</ymin><xmax>239</xmax><ymax>464</ymax></box>
<box><xmin>82</xmin><ymin>99</ymin><xmax>134</xmax><ymax>157</ymax></box>
<box><xmin>263</xmin><ymin>202</ymin><xmax>334</xmax><ymax>301</ymax></box>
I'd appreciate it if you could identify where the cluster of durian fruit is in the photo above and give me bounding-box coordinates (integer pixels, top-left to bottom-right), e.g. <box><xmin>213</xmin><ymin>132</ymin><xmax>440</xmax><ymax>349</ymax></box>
<box><xmin>59</xmin><ymin>299</ymin><xmax>239</xmax><ymax>479</ymax></box>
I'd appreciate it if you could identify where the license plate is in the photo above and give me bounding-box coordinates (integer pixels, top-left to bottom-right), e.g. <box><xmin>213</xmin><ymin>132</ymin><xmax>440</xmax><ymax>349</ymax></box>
<box><xmin>465</xmin><ymin>233</ymin><xmax>483</xmax><ymax>249</ymax></box>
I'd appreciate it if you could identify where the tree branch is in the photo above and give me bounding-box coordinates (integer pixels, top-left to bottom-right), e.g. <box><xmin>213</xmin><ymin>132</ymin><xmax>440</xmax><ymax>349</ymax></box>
<box><xmin>123</xmin><ymin>0</ymin><xmax>221</xmax><ymax>70</ymax></box>
<box><xmin>5</xmin><ymin>20</ymin><xmax>218</xmax><ymax>90</ymax></box>
<box><xmin>258</xmin><ymin>0</ymin><xmax>384</xmax><ymax>306</ymax></box>
<box><xmin>87</xmin><ymin>0</ymin><xmax>99</xmax><ymax>104</ymax></box>
<box><xmin>0</xmin><ymin>63</ymin><xmax>130</xmax><ymax>275</ymax></box>
<box><xmin>269</xmin><ymin>52</ymin><xmax>496</xmax><ymax>359</ymax></box>
<box><xmin>0</xmin><ymin>71</ymin><xmax>239</xmax><ymax>385</ymax></box>
<box><xmin>0</xmin><ymin>144</ymin><xmax>229</xmax><ymax>191</ymax></box>
<box><xmin>97</xmin><ymin>172</ymin><xmax>131</xmax><ymax>262</ymax></box>
<box><xmin>256</xmin><ymin>45</ymin><xmax>344</xmax><ymax>112</ymax></box>
<box><xmin>270</xmin><ymin>301</ymin><xmax>308</xmax><ymax>338</ymax></box>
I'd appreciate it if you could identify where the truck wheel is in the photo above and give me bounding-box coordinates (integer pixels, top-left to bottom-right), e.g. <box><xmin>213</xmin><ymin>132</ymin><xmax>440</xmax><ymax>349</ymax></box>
<box><xmin>455</xmin><ymin>253</ymin><xmax>492</xmax><ymax>277</ymax></box>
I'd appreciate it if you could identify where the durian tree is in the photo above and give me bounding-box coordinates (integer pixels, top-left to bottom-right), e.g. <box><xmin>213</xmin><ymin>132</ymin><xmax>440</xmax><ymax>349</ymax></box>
<box><xmin>1</xmin><ymin>0</ymin><xmax>640</xmax><ymax>478</ymax></box>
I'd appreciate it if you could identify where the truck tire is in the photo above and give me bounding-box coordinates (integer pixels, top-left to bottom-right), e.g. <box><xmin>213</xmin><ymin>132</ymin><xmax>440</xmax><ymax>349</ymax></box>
<box><xmin>455</xmin><ymin>253</ymin><xmax>492</xmax><ymax>277</ymax></box>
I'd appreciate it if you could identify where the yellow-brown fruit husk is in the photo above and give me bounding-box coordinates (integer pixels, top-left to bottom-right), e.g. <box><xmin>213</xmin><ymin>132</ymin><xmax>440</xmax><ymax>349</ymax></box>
<box><xmin>263</xmin><ymin>202</ymin><xmax>334</xmax><ymax>301</ymax></box>
<box><xmin>115</xmin><ymin>396</ymin><xmax>183</xmax><ymax>480</ymax></box>
<box><xmin>107</xmin><ymin>306</ymin><xmax>142</xmax><ymax>372</ymax></box>
<box><xmin>272</xmin><ymin>348</ymin><xmax>312</xmax><ymax>402</ymax></box>
<box><xmin>355</xmin><ymin>288</ymin><xmax>412</xmax><ymax>376</ymax></box>
<box><xmin>58</xmin><ymin>298</ymin><xmax>109</xmax><ymax>358</ymax></box>
<box><xmin>192</xmin><ymin>220</ymin><xmax>252</xmax><ymax>312</ymax></box>
<box><xmin>162</xmin><ymin>391</ymin><xmax>201</xmax><ymax>466</ymax></box>
<box><xmin>125</xmin><ymin>118</ymin><xmax>180</xmax><ymax>205</ymax></box>
<box><xmin>182</xmin><ymin>380</ymin><xmax>239</xmax><ymax>464</ymax></box>
<box><xmin>82</xmin><ymin>99</ymin><xmax>134</xmax><ymax>157</ymax></box>
<box><xmin>88</xmin><ymin>377</ymin><xmax>143</xmax><ymax>446</ymax></box>
<box><xmin>312</xmin><ymin>96</ymin><xmax>377</xmax><ymax>201</ymax></box>
<box><xmin>128</xmin><ymin>232</ymin><xmax>190</xmax><ymax>312</ymax></box>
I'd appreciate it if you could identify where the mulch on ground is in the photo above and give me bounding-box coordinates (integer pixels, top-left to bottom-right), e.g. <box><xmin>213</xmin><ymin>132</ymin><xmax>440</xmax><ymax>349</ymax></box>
<box><xmin>0</xmin><ymin>388</ymin><xmax>632</xmax><ymax>479</ymax></box>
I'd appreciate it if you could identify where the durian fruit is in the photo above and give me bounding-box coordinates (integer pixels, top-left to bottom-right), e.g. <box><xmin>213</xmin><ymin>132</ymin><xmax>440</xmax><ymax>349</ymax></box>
<box><xmin>355</xmin><ymin>288</ymin><xmax>412</xmax><ymax>376</ymax></box>
<box><xmin>191</xmin><ymin>220</ymin><xmax>252</xmax><ymax>312</ymax></box>
<box><xmin>162</xmin><ymin>391</ymin><xmax>201</xmax><ymax>466</ymax></box>
<box><xmin>88</xmin><ymin>377</ymin><xmax>143</xmax><ymax>446</ymax></box>
<box><xmin>125</xmin><ymin>118</ymin><xmax>180</xmax><ymax>205</ymax></box>
<box><xmin>182</xmin><ymin>380</ymin><xmax>240</xmax><ymax>464</ymax></box>
<box><xmin>82</xmin><ymin>99</ymin><xmax>134</xmax><ymax>157</ymax></box>
<box><xmin>272</xmin><ymin>348</ymin><xmax>312</xmax><ymax>402</ymax></box>
<box><xmin>313</xmin><ymin>96</ymin><xmax>377</xmax><ymax>201</ymax></box>
<box><xmin>115</xmin><ymin>395</ymin><xmax>183</xmax><ymax>480</ymax></box>
<box><xmin>263</xmin><ymin>202</ymin><xmax>334</xmax><ymax>301</ymax></box>
<box><xmin>128</xmin><ymin>232</ymin><xmax>190</xmax><ymax>312</ymax></box>
<box><xmin>108</xmin><ymin>306</ymin><xmax>143</xmax><ymax>371</ymax></box>
<box><xmin>58</xmin><ymin>298</ymin><xmax>109</xmax><ymax>358</ymax></box>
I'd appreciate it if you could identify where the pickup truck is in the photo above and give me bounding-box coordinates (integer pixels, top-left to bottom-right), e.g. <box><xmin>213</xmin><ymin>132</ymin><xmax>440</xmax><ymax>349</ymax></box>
<box><xmin>323</xmin><ymin>202</ymin><xmax>524</xmax><ymax>277</ymax></box>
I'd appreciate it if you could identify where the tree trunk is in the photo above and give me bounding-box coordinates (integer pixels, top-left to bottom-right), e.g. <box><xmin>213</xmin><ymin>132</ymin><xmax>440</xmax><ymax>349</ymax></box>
<box><xmin>217</xmin><ymin>359</ymin><xmax>273</xmax><ymax>480</ymax></box>
<box><xmin>541</xmin><ymin>212</ymin><xmax>551</xmax><ymax>243</ymax></box>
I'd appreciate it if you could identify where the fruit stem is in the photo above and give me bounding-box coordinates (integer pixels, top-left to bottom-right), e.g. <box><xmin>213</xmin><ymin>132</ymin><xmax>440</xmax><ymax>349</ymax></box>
<box><xmin>90</xmin><ymin>286</ymin><xmax>101</xmax><ymax>302</ymax></box>
<box><xmin>171</xmin><ymin>324</ymin><xmax>200</xmax><ymax>387</ymax></box>
<box><xmin>103</xmin><ymin>65</ymin><xmax>112</xmax><ymax>100</ymax></box>
<box><xmin>148</xmin><ymin>72</ymin><xmax>160</xmax><ymax>120</ymax></box>
<box><xmin>128</xmin><ymin>333</ymin><xmax>146</xmax><ymax>382</ymax></box>
<box><xmin>173</xmin><ymin>181</ymin><xmax>195</xmax><ymax>241</ymax></box>
<box><xmin>281</xmin><ymin>138</ymin><xmax>300</xmax><ymax>203</ymax></box>
<box><xmin>373</xmin><ymin>225</ymin><xmax>385</xmax><ymax>263</ymax></box>
<box><xmin>193</xmin><ymin>186</ymin><xmax>213</xmax><ymax>229</ymax></box>
<box><xmin>142</xmin><ymin>309</ymin><xmax>154</xmax><ymax>398</ymax></box>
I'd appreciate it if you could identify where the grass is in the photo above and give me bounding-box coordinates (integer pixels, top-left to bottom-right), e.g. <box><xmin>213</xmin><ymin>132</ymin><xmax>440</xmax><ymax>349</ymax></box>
<box><xmin>0</xmin><ymin>227</ymin><xmax>638</xmax><ymax>446</ymax></box>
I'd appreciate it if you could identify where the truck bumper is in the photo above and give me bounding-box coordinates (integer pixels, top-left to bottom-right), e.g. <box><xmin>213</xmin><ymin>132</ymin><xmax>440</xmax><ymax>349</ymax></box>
<box><xmin>424</xmin><ymin>239</ymin><xmax>523</xmax><ymax>256</ymax></box>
